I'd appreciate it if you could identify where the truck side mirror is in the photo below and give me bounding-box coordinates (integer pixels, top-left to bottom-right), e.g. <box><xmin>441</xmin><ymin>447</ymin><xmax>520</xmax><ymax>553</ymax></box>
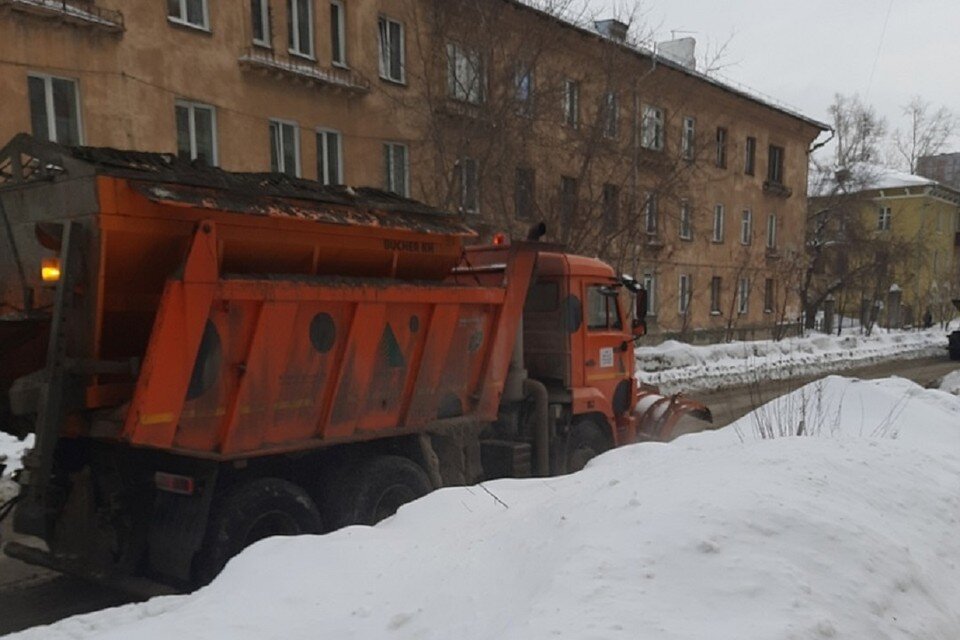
<box><xmin>632</xmin><ymin>288</ymin><xmax>648</xmax><ymax>337</ymax></box>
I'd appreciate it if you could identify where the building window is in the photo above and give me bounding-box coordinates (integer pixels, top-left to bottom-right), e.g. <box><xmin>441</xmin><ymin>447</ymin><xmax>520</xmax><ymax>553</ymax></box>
<box><xmin>27</xmin><ymin>74</ymin><xmax>82</xmax><ymax>146</ymax></box>
<box><xmin>715</xmin><ymin>127</ymin><xmax>727</xmax><ymax>168</ymax></box>
<box><xmin>251</xmin><ymin>0</ymin><xmax>270</xmax><ymax>46</ymax></box>
<box><xmin>447</xmin><ymin>43</ymin><xmax>484</xmax><ymax>104</ymax></box>
<box><xmin>644</xmin><ymin>193</ymin><xmax>658</xmax><ymax>236</ymax></box>
<box><xmin>641</xmin><ymin>105</ymin><xmax>664</xmax><ymax>151</ymax></box>
<box><xmin>514</xmin><ymin>64</ymin><xmax>534</xmax><ymax>116</ymax></box>
<box><xmin>878</xmin><ymin>205</ymin><xmax>892</xmax><ymax>230</ymax></box>
<box><xmin>559</xmin><ymin>175</ymin><xmax>578</xmax><ymax>228</ymax></box>
<box><xmin>316</xmin><ymin>128</ymin><xmax>342</xmax><ymax>185</ymax></box>
<box><xmin>378</xmin><ymin>16</ymin><xmax>405</xmax><ymax>83</ymax></box>
<box><xmin>710</xmin><ymin>276</ymin><xmax>722</xmax><ymax>314</ymax></box>
<box><xmin>175</xmin><ymin>100</ymin><xmax>217</xmax><ymax>165</ymax></box>
<box><xmin>764</xmin><ymin>278</ymin><xmax>774</xmax><ymax>313</ymax></box>
<box><xmin>745</xmin><ymin>136</ymin><xmax>756</xmax><ymax>175</ymax></box>
<box><xmin>515</xmin><ymin>167</ymin><xmax>535</xmax><ymax>220</ymax></box>
<box><xmin>330</xmin><ymin>0</ymin><xmax>346</xmax><ymax>66</ymax></box>
<box><xmin>681</xmin><ymin>116</ymin><xmax>695</xmax><ymax>160</ymax></box>
<box><xmin>642</xmin><ymin>272</ymin><xmax>657</xmax><ymax>316</ymax></box>
<box><xmin>288</xmin><ymin>0</ymin><xmax>314</xmax><ymax>58</ymax></box>
<box><xmin>712</xmin><ymin>204</ymin><xmax>725</xmax><ymax>242</ymax></box>
<box><xmin>740</xmin><ymin>209</ymin><xmax>752</xmax><ymax>245</ymax></box>
<box><xmin>767</xmin><ymin>145</ymin><xmax>785</xmax><ymax>184</ymax></box>
<box><xmin>678</xmin><ymin>274</ymin><xmax>691</xmax><ymax>315</ymax></box>
<box><xmin>679</xmin><ymin>200</ymin><xmax>693</xmax><ymax>240</ymax></box>
<box><xmin>602</xmin><ymin>183</ymin><xmax>619</xmax><ymax>231</ymax></box>
<box><xmin>563</xmin><ymin>79</ymin><xmax>579</xmax><ymax>128</ymax></box>
<box><xmin>384</xmin><ymin>142</ymin><xmax>409</xmax><ymax>197</ymax></box>
<box><xmin>737</xmin><ymin>277</ymin><xmax>749</xmax><ymax>315</ymax></box>
<box><xmin>269</xmin><ymin>120</ymin><xmax>300</xmax><ymax>177</ymax></box>
<box><xmin>167</xmin><ymin>0</ymin><xmax>208</xmax><ymax>29</ymax></box>
<box><xmin>766</xmin><ymin>213</ymin><xmax>777</xmax><ymax>249</ymax></box>
<box><xmin>457</xmin><ymin>157</ymin><xmax>479</xmax><ymax>214</ymax></box>
<box><xmin>602</xmin><ymin>91</ymin><xmax>618</xmax><ymax>139</ymax></box>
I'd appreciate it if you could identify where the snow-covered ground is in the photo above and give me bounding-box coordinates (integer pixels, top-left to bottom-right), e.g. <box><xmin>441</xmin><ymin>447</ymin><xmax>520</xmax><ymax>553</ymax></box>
<box><xmin>10</xmin><ymin>375</ymin><xmax>959</xmax><ymax>640</ymax></box>
<box><xmin>636</xmin><ymin>328</ymin><xmax>950</xmax><ymax>394</ymax></box>
<box><xmin>0</xmin><ymin>433</ymin><xmax>33</xmax><ymax>503</ymax></box>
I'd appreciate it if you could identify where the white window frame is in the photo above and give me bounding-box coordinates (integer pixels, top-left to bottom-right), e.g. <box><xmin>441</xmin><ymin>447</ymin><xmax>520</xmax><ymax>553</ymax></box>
<box><xmin>175</xmin><ymin>99</ymin><xmax>218</xmax><ymax>165</ymax></box>
<box><xmin>738</xmin><ymin>277</ymin><xmax>750</xmax><ymax>315</ymax></box>
<box><xmin>679</xmin><ymin>200</ymin><xmax>692</xmax><ymax>240</ymax></box>
<box><xmin>563</xmin><ymin>79</ymin><xmax>579</xmax><ymax>128</ymax></box>
<box><xmin>514</xmin><ymin>64</ymin><xmax>534</xmax><ymax>115</ymax></box>
<box><xmin>710</xmin><ymin>276</ymin><xmax>722</xmax><ymax>314</ymax></box>
<box><xmin>878</xmin><ymin>205</ymin><xmax>892</xmax><ymax>231</ymax></box>
<box><xmin>644</xmin><ymin>193</ymin><xmax>658</xmax><ymax>236</ymax></box>
<box><xmin>716</xmin><ymin>127</ymin><xmax>727</xmax><ymax>168</ymax></box>
<box><xmin>384</xmin><ymin>142</ymin><xmax>409</xmax><ymax>197</ymax></box>
<box><xmin>763</xmin><ymin>278</ymin><xmax>775</xmax><ymax>313</ymax></box>
<box><xmin>642</xmin><ymin>272</ymin><xmax>657</xmax><ymax>316</ymax></box>
<box><xmin>740</xmin><ymin>209</ymin><xmax>752</xmax><ymax>245</ymax></box>
<box><xmin>766</xmin><ymin>212</ymin><xmax>777</xmax><ymax>249</ymax></box>
<box><xmin>27</xmin><ymin>73</ymin><xmax>83</xmax><ymax>145</ymax></box>
<box><xmin>168</xmin><ymin>0</ymin><xmax>209</xmax><ymax>30</ymax></box>
<box><xmin>458</xmin><ymin>156</ymin><xmax>479</xmax><ymax>214</ymax></box>
<box><xmin>288</xmin><ymin>0</ymin><xmax>315</xmax><ymax>59</ymax></box>
<box><xmin>745</xmin><ymin>136</ymin><xmax>756</xmax><ymax>175</ymax></box>
<box><xmin>640</xmin><ymin>104</ymin><xmax>664</xmax><ymax>151</ymax></box>
<box><xmin>712</xmin><ymin>204</ymin><xmax>725</xmax><ymax>242</ymax></box>
<box><xmin>678</xmin><ymin>274</ymin><xmax>691</xmax><ymax>315</ymax></box>
<box><xmin>269</xmin><ymin>119</ymin><xmax>301</xmax><ymax>177</ymax></box>
<box><xmin>316</xmin><ymin>128</ymin><xmax>342</xmax><ymax>185</ymax></box>
<box><xmin>603</xmin><ymin>91</ymin><xmax>618</xmax><ymax>139</ymax></box>
<box><xmin>447</xmin><ymin>42</ymin><xmax>485</xmax><ymax>104</ymax></box>
<box><xmin>251</xmin><ymin>0</ymin><xmax>270</xmax><ymax>46</ymax></box>
<box><xmin>681</xmin><ymin>116</ymin><xmax>695</xmax><ymax>160</ymax></box>
<box><xmin>330</xmin><ymin>0</ymin><xmax>347</xmax><ymax>67</ymax></box>
<box><xmin>378</xmin><ymin>16</ymin><xmax>406</xmax><ymax>84</ymax></box>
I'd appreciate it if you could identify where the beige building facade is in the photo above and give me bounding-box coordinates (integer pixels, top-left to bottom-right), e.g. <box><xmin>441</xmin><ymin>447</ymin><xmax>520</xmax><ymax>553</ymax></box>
<box><xmin>0</xmin><ymin>0</ymin><xmax>828</xmax><ymax>340</ymax></box>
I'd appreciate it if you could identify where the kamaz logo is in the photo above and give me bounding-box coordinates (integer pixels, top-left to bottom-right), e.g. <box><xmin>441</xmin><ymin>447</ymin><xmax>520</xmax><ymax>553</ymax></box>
<box><xmin>383</xmin><ymin>239</ymin><xmax>437</xmax><ymax>253</ymax></box>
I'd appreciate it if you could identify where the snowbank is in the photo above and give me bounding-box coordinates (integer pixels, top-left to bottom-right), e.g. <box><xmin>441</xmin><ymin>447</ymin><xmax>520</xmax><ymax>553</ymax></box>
<box><xmin>636</xmin><ymin>328</ymin><xmax>948</xmax><ymax>393</ymax></box>
<box><xmin>938</xmin><ymin>370</ymin><xmax>960</xmax><ymax>395</ymax></box>
<box><xmin>0</xmin><ymin>433</ymin><xmax>33</xmax><ymax>503</ymax></box>
<box><xmin>10</xmin><ymin>376</ymin><xmax>959</xmax><ymax>640</ymax></box>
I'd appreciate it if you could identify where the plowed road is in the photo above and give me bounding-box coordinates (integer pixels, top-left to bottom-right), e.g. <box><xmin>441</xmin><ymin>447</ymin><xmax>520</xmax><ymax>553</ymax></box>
<box><xmin>1</xmin><ymin>354</ymin><xmax>957</xmax><ymax>635</ymax></box>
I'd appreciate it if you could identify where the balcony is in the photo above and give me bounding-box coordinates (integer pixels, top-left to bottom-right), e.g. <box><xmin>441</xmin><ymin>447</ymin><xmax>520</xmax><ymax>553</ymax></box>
<box><xmin>238</xmin><ymin>48</ymin><xmax>370</xmax><ymax>95</ymax></box>
<box><xmin>0</xmin><ymin>0</ymin><xmax>123</xmax><ymax>32</ymax></box>
<box><xmin>762</xmin><ymin>180</ymin><xmax>793</xmax><ymax>198</ymax></box>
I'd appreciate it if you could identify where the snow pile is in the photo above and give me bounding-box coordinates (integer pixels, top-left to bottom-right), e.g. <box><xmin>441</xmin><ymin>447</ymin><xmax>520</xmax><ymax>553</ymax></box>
<box><xmin>636</xmin><ymin>328</ymin><xmax>947</xmax><ymax>393</ymax></box>
<box><xmin>0</xmin><ymin>433</ymin><xmax>33</xmax><ymax>502</ymax></box>
<box><xmin>938</xmin><ymin>370</ymin><xmax>960</xmax><ymax>395</ymax></box>
<box><xmin>10</xmin><ymin>376</ymin><xmax>960</xmax><ymax>640</ymax></box>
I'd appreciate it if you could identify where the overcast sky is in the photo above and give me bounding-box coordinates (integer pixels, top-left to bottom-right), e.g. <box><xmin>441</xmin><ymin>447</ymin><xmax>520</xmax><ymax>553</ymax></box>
<box><xmin>589</xmin><ymin>0</ymin><xmax>960</xmax><ymax>162</ymax></box>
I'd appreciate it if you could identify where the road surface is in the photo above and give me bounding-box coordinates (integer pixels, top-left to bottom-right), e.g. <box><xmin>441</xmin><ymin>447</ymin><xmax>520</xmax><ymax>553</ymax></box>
<box><xmin>0</xmin><ymin>354</ymin><xmax>957</xmax><ymax>635</ymax></box>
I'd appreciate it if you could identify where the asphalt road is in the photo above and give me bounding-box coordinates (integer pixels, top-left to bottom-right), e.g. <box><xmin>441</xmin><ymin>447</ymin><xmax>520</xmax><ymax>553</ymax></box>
<box><xmin>0</xmin><ymin>353</ymin><xmax>957</xmax><ymax>635</ymax></box>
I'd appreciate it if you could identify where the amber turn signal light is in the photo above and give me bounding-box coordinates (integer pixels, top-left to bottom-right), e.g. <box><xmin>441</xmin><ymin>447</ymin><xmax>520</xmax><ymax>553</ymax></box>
<box><xmin>41</xmin><ymin>257</ymin><xmax>61</xmax><ymax>283</ymax></box>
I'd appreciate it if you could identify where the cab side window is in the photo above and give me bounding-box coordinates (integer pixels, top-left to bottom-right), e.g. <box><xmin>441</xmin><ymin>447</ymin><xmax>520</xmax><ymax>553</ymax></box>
<box><xmin>586</xmin><ymin>285</ymin><xmax>622</xmax><ymax>330</ymax></box>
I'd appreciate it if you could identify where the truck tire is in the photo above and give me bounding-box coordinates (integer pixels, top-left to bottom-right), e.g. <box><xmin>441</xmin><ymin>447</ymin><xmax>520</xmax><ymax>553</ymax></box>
<box><xmin>336</xmin><ymin>456</ymin><xmax>432</xmax><ymax>527</ymax></box>
<box><xmin>194</xmin><ymin>477</ymin><xmax>323</xmax><ymax>586</ymax></box>
<box><xmin>565</xmin><ymin>420</ymin><xmax>610</xmax><ymax>474</ymax></box>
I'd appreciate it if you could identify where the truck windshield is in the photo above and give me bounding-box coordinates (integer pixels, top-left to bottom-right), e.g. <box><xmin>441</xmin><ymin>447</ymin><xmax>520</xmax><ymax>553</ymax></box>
<box><xmin>586</xmin><ymin>285</ymin><xmax>622</xmax><ymax>330</ymax></box>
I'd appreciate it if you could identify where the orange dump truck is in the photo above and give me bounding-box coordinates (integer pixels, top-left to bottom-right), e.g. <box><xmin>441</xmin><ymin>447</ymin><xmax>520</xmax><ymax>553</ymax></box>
<box><xmin>0</xmin><ymin>134</ymin><xmax>708</xmax><ymax>591</ymax></box>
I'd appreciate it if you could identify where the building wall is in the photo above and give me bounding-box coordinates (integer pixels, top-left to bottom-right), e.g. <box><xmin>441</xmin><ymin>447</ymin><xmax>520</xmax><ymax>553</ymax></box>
<box><xmin>0</xmin><ymin>0</ymin><xmax>825</xmax><ymax>341</ymax></box>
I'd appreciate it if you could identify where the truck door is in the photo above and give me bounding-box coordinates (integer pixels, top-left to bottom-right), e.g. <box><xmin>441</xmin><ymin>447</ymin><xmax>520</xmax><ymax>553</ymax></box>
<box><xmin>580</xmin><ymin>282</ymin><xmax>630</xmax><ymax>414</ymax></box>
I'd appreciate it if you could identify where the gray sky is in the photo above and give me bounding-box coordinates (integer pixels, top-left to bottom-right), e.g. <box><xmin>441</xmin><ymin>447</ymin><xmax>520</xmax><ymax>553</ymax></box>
<box><xmin>589</xmin><ymin>0</ymin><xmax>960</xmax><ymax>160</ymax></box>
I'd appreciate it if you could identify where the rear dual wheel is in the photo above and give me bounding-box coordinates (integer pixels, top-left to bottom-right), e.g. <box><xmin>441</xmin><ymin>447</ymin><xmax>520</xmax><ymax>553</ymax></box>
<box><xmin>564</xmin><ymin>420</ymin><xmax>611</xmax><ymax>474</ymax></box>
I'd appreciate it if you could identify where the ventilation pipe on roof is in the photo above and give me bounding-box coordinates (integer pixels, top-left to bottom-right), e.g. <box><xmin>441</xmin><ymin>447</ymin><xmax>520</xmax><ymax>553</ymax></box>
<box><xmin>594</xmin><ymin>19</ymin><xmax>628</xmax><ymax>42</ymax></box>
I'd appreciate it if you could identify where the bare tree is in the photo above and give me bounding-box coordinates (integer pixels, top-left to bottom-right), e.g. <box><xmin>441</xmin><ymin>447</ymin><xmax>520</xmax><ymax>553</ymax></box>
<box><xmin>893</xmin><ymin>96</ymin><xmax>957</xmax><ymax>173</ymax></box>
<box><xmin>827</xmin><ymin>93</ymin><xmax>887</xmax><ymax>168</ymax></box>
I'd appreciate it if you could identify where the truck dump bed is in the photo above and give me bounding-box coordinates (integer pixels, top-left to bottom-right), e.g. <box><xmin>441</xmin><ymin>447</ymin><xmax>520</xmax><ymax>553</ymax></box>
<box><xmin>0</xmin><ymin>135</ymin><xmax>538</xmax><ymax>460</ymax></box>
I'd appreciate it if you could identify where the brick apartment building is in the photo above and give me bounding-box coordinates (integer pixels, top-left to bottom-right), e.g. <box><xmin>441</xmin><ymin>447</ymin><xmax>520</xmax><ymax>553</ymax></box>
<box><xmin>0</xmin><ymin>0</ymin><xmax>828</xmax><ymax>340</ymax></box>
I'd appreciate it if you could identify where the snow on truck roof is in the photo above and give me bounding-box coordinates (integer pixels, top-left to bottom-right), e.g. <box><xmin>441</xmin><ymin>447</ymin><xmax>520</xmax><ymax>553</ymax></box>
<box><xmin>0</xmin><ymin>134</ymin><xmax>476</xmax><ymax>237</ymax></box>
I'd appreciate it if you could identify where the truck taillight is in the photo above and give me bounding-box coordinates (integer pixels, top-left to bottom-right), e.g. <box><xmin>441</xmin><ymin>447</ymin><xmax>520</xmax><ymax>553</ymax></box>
<box><xmin>41</xmin><ymin>258</ymin><xmax>61</xmax><ymax>283</ymax></box>
<box><xmin>154</xmin><ymin>472</ymin><xmax>196</xmax><ymax>495</ymax></box>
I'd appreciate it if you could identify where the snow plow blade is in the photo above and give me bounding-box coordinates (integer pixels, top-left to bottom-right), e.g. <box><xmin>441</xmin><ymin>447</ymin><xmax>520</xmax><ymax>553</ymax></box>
<box><xmin>634</xmin><ymin>384</ymin><xmax>713</xmax><ymax>442</ymax></box>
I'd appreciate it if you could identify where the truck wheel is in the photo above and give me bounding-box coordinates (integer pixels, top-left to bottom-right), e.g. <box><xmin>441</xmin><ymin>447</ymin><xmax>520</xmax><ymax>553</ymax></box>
<box><xmin>565</xmin><ymin>420</ymin><xmax>610</xmax><ymax>474</ymax></box>
<box><xmin>194</xmin><ymin>477</ymin><xmax>323</xmax><ymax>586</ymax></box>
<box><xmin>337</xmin><ymin>456</ymin><xmax>432</xmax><ymax>527</ymax></box>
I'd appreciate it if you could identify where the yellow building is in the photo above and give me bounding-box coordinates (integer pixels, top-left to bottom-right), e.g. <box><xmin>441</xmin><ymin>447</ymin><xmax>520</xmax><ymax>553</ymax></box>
<box><xmin>809</xmin><ymin>164</ymin><xmax>960</xmax><ymax>328</ymax></box>
<box><xmin>0</xmin><ymin>0</ymin><xmax>828</xmax><ymax>340</ymax></box>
